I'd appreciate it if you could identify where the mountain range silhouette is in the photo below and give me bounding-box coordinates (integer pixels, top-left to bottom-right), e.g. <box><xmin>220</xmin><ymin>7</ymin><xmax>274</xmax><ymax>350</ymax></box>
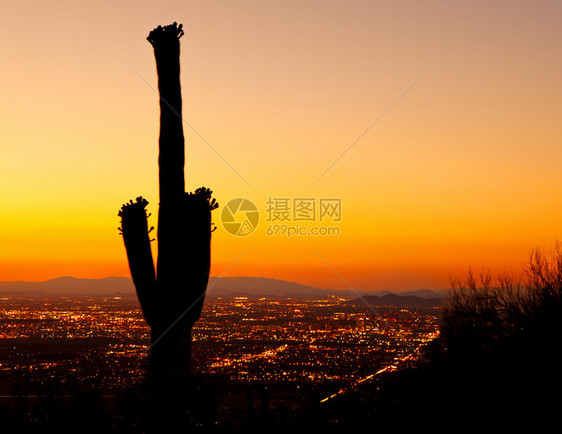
<box><xmin>0</xmin><ymin>276</ymin><xmax>446</xmax><ymax>302</ymax></box>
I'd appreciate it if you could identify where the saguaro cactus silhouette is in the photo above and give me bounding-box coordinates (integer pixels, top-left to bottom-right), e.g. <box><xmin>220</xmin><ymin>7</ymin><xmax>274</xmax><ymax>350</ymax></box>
<box><xmin>118</xmin><ymin>22</ymin><xmax>218</xmax><ymax>378</ymax></box>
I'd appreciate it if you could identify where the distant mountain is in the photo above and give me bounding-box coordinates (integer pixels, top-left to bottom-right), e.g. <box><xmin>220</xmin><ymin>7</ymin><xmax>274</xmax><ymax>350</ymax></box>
<box><xmin>0</xmin><ymin>276</ymin><xmax>448</xmax><ymax>302</ymax></box>
<box><xmin>368</xmin><ymin>289</ymin><xmax>447</xmax><ymax>300</ymax></box>
<box><xmin>0</xmin><ymin>276</ymin><xmax>340</xmax><ymax>298</ymax></box>
<box><xmin>206</xmin><ymin>276</ymin><xmax>343</xmax><ymax>298</ymax></box>
<box><xmin>398</xmin><ymin>289</ymin><xmax>448</xmax><ymax>299</ymax></box>
<box><xmin>347</xmin><ymin>294</ymin><xmax>444</xmax><ymax>308</ymax></box>
<box><xmin>0</xmin><ymin>276</ymin><xmax>134</xmax><ymax>297</ymax></box>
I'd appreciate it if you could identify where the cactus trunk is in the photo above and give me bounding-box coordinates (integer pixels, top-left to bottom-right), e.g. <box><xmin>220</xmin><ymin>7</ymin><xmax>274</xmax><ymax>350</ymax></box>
<box><xmin>119</xmin><ymin>22</ymin><xmax>218</xmax><ymax>389</ymax></box>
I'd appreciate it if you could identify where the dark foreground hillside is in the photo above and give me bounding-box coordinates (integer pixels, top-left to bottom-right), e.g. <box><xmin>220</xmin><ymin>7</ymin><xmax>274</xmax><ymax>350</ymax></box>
<box><xmin>321</xmin><ymin>342</ymin><xmax>561</xmax><ymax>433</ymax></box>
<box><xmin>2</xmin><ymin>344</ymin><xmax>559</xmax><ymax>434</ymax></box>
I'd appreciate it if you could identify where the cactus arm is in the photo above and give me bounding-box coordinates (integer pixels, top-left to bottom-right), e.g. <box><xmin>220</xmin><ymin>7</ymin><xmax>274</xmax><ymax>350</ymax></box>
<box><xmin>175</xmin><ymin>189</ymin><xmax>217</xmax><ymax>325</ymax></box>
<box><xmin>119</xmin><ymin>197</ymin><xmax>158</xmax><ymax>327</ymax></box>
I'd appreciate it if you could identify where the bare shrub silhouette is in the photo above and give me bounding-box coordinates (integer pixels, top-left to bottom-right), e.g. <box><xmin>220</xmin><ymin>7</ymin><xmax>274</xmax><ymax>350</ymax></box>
<box><xmin>355</xmin><ymin>245</ymin><xmax>562</xmax><ymax>433</ymax></box>
<box><xmin>423</xmin><ymin>243</ymin><xmax>562</xmax><ymax>430</ymax></box>
<box><xmin>442</xmin><ymin>243</ymin><xmax>562</xmax><ymax>359</ymax></box>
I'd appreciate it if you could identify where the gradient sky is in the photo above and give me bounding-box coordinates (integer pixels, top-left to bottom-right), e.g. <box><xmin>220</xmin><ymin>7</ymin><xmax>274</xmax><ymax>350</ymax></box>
<box><xmin>1</xmin><ymin>1</ymin><xmax>562</xmax><ymax>291</ymax></box>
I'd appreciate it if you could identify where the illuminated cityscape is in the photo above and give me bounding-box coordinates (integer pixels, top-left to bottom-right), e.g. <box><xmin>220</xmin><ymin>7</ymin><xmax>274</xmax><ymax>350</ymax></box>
<box><xmin>0</xmin><ymin>296</ymin><xmax>438</xmax><ymax>396</ymax></box>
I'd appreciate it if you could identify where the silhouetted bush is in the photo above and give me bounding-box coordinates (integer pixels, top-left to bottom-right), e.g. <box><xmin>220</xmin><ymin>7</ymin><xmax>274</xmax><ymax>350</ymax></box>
<box><xmin>333</xmin><ymin>244</ymin><xmax>562</xmax><ymax>432</ymax></box>
<box><xmin>441</xmin><ymin>243</ymin><xmax>562</xmax><ymax>361</ymax></box>
<box><xmin>413</xmin><ymin>243</ymin><xmax>562</xmax><ymax>430</ymax></box>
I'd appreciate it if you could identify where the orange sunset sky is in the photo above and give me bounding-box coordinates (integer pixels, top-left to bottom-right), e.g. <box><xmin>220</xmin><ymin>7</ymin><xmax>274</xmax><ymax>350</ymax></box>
<box><xmin>1</xmin><ymin>1</ymin><xmax>562</xmax><ymax>291</ymax></box>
